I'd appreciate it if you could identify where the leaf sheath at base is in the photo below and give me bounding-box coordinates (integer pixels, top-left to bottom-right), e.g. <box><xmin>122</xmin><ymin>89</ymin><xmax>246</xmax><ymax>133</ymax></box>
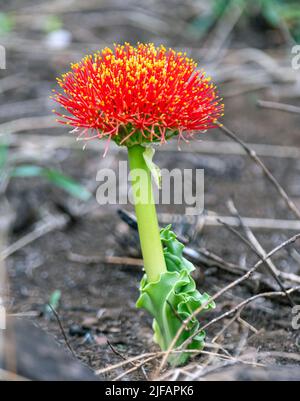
<box><xmin>137</xmin><ymin>225</ymin><xmax>215</xmax><ymax>366</ymax></box>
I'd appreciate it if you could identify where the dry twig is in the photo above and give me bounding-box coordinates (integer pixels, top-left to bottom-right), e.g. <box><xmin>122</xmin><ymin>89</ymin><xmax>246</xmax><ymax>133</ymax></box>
<box><xmin>217</xmin><ymin>217</ymin><xmax>294</xmax><ymax>306</ymax></box>
<box><xmin>257</xmin><ymin>100</ymin><xmax>300</xmax><ymax>115</ymax></box>
<box><xmin>0</xmin><ymin>215</ymin><xmax>69</xmax><ymax>261</ymax></box>
<box><xmin>47</xmin><ymin>304</ymin><xmax>76</xmax><ymax>359</ymax></box>
<box><xmin>158</xmin><ymin>233</ymin><xmax>300</xmax><ymax>372</ymax></box>
<box><xmin>217</xmin><ymin>123</ymin><xmax>300</xmax><ymax>220</ymax></box>
<box><xmin>180</xmin><ymin>286</ymin><xmax>300</xmax><ymax>348</ymax></box>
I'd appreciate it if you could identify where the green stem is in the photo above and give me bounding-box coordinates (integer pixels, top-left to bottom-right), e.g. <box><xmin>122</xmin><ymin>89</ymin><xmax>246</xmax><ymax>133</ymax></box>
<box><xmin>127</xmin><ymin>144</ymin><xmax>167</xmax><ymax>282</ymax></box>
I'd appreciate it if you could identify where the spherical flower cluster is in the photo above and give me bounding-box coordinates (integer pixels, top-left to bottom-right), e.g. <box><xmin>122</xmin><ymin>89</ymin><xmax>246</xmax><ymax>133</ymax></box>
<box><xmin>53</xmin><ymin>43</ymin><xmax>223</xmax><ymax>147</ymax></box>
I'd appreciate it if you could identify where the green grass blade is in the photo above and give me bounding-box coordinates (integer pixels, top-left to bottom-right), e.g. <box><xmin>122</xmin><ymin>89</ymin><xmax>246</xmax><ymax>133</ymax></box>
<box><xmin>0</xmin><ymin>141</ymin><xmax>8</xmax><ymax>173</ymax></box>
<box><xmin>11</xmin><ymin>165</ymin><xmax>92</xmax><ymax>201</ymax></box>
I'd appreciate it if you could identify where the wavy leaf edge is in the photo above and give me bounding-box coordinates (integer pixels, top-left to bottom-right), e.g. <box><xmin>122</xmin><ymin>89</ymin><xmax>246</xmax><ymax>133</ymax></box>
<box><xmin>137</xmin><ymin>225</ymin><xmax>215</xmax><ymax>366</ymax></box>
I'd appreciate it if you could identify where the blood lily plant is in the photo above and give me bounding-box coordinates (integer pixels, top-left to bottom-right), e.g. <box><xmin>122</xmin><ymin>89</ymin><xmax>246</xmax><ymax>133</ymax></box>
<box><xmin>53</xmin><ymin>43</ymin><xmax>224</xmax><ymax>365</ymax></box>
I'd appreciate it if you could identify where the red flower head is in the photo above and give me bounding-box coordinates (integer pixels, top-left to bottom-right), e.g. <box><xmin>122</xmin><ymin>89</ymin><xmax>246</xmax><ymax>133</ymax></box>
<box><xmin>53</xmin><ymin>43</ymin><xmax>224</xmax><ymax>150</ymax></box>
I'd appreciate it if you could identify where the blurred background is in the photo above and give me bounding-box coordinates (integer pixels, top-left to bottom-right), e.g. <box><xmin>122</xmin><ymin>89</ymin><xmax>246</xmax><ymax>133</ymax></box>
<box><xmin>0</xmin><ymin>0</ymin><xmax>300</xmax><ymax>381</ymax></box>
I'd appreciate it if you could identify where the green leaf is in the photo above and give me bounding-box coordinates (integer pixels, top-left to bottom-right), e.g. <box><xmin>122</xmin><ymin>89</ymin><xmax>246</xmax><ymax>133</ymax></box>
<box><xmin>0</xmin><ymin>13</ymin><xmax>14</xmax><ymax>35</ymax></box>
<box><xmin>261</xmin><ymin>2</ymin><xmax>281</xmax><ymax>26</ymax></box>
<box><xmin>137</xmin><ymin>226</ymin><xmax>215</xmax><ymax>366</ymax></box>
<box><xmin>11</xmin><ymin>165</ymin><xmax>92</xmax><ymax>201</ymax></box>
<box><xmin>0</xmin><ymin>141</ymin><xmax>9</xmax><ymax>172</ymax></box>
<box><xmin>49</xmin><ymin>290</ymin><xmax>62</xmax><ymax>310</ymax></box>
<box><xmin>11</xmin><ymin>165</ymin><xmax>44</xmax><ymax>178</ymax></box>
<box><xmin>44</xmin><ymin>15</ymin><xmax>63</xmax><ymax>33</ymax></box>
<box><xmin>188</xmin><ymin>15</ymin><xmax>217</xmax><ymax>39</ymax></box>
<box><xmin>44</xmin><ymin>169</ymin><xmax>92</xmax><ymax>201</ymax></box>
<box><xmin>143</xmin><ymin>146</ymin><xmax>162</xmax><ymax>189</ymax></box>
<box><xmin>160</xmin><ymin>225</ymin><xmax>195</xmax><ymax>275</ymax></box>
<box><xmin>44</xmin><ymin>290</ymin><xmax>62</xmax><ymax>318</ymax></box>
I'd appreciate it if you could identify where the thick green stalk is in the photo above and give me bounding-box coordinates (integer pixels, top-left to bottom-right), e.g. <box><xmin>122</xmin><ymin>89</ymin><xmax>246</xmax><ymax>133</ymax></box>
<box><xmin>127</xmin><ymin>144</ymin><xmax>167</xmax><ymax>282</ymax></box>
